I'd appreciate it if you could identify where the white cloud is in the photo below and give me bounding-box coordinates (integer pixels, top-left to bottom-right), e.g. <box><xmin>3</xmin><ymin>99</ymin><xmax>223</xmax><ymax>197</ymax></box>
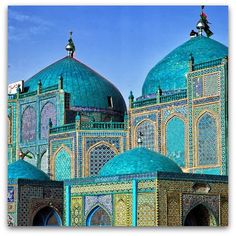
<box><xmin>8</xmin><ymin>9</ymin><xmax>53</xmax><ymax>41</ymax></box>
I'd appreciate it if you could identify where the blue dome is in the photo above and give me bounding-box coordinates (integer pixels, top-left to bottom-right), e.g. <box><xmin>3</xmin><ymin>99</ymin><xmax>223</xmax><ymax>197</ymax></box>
<box><xmin>99</xmin><ymin>147</ymin><xmax>182</xmax><ymax>176</ymax></box>
<box><xmin>24</xmin><ymin>56</ymin><xmax>126</xmax><ymax>115</ymax></box>
<box><xmin>142</xmin><ymin>36</ymin><xmax>228</xmax><ymax>95</ymax></box>
<box><xmin>8</xmin><ymin>159</ymin><xmax>50</xmax><ymax>181</ymax></box>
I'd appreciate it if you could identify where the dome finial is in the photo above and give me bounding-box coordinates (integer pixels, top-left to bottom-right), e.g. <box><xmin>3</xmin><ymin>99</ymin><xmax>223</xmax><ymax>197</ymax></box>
<box><xmin>65</xmin><ymin>31</ymin><xmax>76</xmax><ymax>57</ymax></box>
<box><xmin>196</xmin><ymin>6</ymin><xmax>213</xmax><ymax>37</ymax></box>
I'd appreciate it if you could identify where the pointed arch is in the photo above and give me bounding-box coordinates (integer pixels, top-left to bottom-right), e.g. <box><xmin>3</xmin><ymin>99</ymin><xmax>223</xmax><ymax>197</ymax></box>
<box><xmin>40</xmin><ymin>102</ymin><xmax>56</xmax><ymax>139</ymax></box>
<box><xmin>86</xmin><ymin>205</ymin><xmax>112</xmax><ymax>226</ymax></box>
<box><xmin>51</xmin><ymin>145</ymin><xmax>72</xmax><ymax>180</ymax></box>
<box><xmin>86</xmin><ymin>141</ymin><xmax>119</xmax><ymax>177</ymax></box>
<box><xmin>196</xmin><ymin>111</ymin><xmax>218</xmax><ymax>166</ymax></box>
<box><xmin>21</xmin><ymin>106</ymin><xmax>37</xmax><ymax>142</ymax></box>
<box><xmin>164</xmin><ymin>114</ymin><xmax>186</xmax><ymax>167</ymax></box>
<box><xmin>40</xmin><ymin>150</ymin><xmax>49</xmax><ymax>174</ymax></box>
<box><xmin>184</xmin><ymin>203</ymin><xmax>218</xmax><ymax>226</ymax></box>
<box><xmin>50</xmin><ymin>145</ymin><xmax>74</xmax><ymax>180</ymax></box>
<box><xmin>134</xmin><ymin>119</ymin><xmax>156</xmax><ymax>150</ymax></box>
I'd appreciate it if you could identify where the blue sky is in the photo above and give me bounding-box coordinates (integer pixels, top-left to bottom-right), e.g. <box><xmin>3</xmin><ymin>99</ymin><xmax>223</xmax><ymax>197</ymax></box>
<box><xmin>8</xmin><ymin>6</ymin><xmax>228</xmax><ymax>105</ymax></box>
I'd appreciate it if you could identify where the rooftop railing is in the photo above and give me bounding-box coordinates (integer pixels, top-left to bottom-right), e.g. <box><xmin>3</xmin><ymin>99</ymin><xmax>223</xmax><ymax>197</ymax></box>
<box><xmin>193</xmin><ymin>58</ymin><xmax>222</xmax><ymax>71</ymax></box>
<box><xmin>50</xmin><ymin>123</ymin><xmax>76</xmax><ymax>134</ymax></box>
<box><xmin>80</xmin><ymin>121</ymin><xmax>125</xmax><ymax>130</ymax></box>
<box><xmin>132</xmin><ymin>90</ymin><xmax>187</xmax><ymax>108</ymax></box>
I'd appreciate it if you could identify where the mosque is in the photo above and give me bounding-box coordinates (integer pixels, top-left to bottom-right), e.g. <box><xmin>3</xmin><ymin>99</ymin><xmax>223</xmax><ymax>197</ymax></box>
<box><xmin>8</xmin><ymin>8</ymin><xmax>228</xmax><ymax>226</ymax></box>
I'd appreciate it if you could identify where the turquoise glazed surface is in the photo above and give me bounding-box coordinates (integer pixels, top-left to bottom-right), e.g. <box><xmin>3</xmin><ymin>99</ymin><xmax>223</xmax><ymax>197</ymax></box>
<box><xmin>24</xmin><ymin>56</ymin><xmax>126</xmax><ymax>112</ymax></box>
<box><xmin>99</xmin><ymin>147</ymin><xmax>182</xmax><ymax>176</ymax></box>
<box><xmin>142</xmin><ymin>36</ymin><xmax>228</xmax><ymax>95</ymax></box>
<box><xmin>8</xmin><ymin>159</ymin><xmax>50</xmax><ymax>180</ymax></box>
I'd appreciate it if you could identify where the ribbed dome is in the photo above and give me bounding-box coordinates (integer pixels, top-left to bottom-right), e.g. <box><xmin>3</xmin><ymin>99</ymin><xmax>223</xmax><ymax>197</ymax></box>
<box><xmin>24</xmin><ymin>56</ymin><xmax>127</xmax><ymax>114</ymax></box>
<box><xmin>8</xmin><ymin>159</ymin><xmax>50</xmax><ymax>181</ymax></box>
<box><xmin>142</xmin><ymin>36</ymin><xmax>228</xmax><ymax>95</ymax></box>
<box><xmin>99</xmin><ymin>147</ymin><xmax>182</xmax><ymax>176</ymax></box>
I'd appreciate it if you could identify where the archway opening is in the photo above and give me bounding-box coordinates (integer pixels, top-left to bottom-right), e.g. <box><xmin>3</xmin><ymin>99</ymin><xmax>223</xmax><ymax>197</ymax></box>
<box><xmin>86</xmin><ymin>206</ymin><xmax>111</xmax><ymax>226</ymax></box>
<box><xmin>32</xmin><ymin>206</ymin><xmax>62</xmax><ymax>226</ymax></box>
<box><xmin>184</xmin><ymin>204</ymin><xmax>217</xmax><ymax>226</ymax></box>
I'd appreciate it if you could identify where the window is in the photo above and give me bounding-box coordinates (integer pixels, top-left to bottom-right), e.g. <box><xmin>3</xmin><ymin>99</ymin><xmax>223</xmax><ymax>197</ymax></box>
<box><xmin>107</xmin><ymin>96</ymin><xmax>113</xmax><ymax>108</ymax></box>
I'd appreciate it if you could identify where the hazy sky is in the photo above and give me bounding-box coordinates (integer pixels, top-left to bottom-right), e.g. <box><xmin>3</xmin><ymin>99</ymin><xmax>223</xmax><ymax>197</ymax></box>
<box><xmin>8</xmin><ymin>6</ymin><xmax>228</xmax><ymax>105</ymax></box>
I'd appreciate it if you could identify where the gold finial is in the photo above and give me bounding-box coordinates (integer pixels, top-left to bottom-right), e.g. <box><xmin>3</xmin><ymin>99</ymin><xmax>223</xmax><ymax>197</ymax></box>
<box><xmin>65</xmin><ymin>31</ymin><xmax>76</xmax><ymax>57</ymax></box>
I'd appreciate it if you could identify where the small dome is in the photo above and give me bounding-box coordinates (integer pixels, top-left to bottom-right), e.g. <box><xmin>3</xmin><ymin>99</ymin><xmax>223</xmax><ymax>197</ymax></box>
<box><xmin>142</xmin><ymin>36</ymin><xmax>228</xmax><ymax>95</ymax></box>
<box><xmin>99</xmin><ymin>147</ymin><xmax>182</xmax><ymax>176</ymax></box>
<box><xmin>24</xmin><ymin>56</ymin><xmax>127</xmax><ymax>118</ymax></box>
<box><xmin>8</xmin><ymin>159</ymin><xmax>50</xmax><ymax>181</ymax></box>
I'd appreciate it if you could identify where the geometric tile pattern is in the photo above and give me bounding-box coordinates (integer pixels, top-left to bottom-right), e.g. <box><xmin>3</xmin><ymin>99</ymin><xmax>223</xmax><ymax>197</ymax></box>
<box><xmin>21</xmin><ymin>106</ymin><xmax>37</xmax><ymax>142</ymax></box>
<box><xmin>40</xmin><ymin>102</ymin><xmax>56</xmax><ymax>139</ymax></box>
<box><xmin>89</xmin><ymin>145</ymin><xmax>116</xmax><ymax>176</ymax></box>
<box><xmin>198</xmin><ymin>113</ymin><xmax>217</xmax><ymax>165</ymax></box>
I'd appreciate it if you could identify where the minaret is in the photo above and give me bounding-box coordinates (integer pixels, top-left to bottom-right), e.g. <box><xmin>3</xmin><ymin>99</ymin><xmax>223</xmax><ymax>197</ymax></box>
<box><xmin>65</xmin><ymin>32</ymin><xmax>76</xmax><ymax>57</ymax></box>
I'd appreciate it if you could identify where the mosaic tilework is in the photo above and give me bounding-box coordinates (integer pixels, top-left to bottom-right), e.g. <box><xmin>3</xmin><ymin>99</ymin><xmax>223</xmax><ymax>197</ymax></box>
<box><xmin>85</xmin><ymin>195</ymin><xmax>112</xmax><ymax>216</ymax></box>
<box><xmin>8</xmin><ymin>213</ymin><xmax>16</xmax><ymax>226</ymax></box>
<box><xmin>193</xmin><ymin>77</ymin><xmax>203</xmax><ymax>98</ymax></box>
<box><xmin>182</xmin><ymin>194</ymin><xmax>220</xmax><ymax>225</ymax></box>
<box><xmin>162</xmin><ymin>105</ymin><xmax>188</xmax><ymax>122</ymax></box>
<box><xmin>198</xmin><ymin>113</ymin><xmax>217</xmax><ymax>165</ymax></box>
<box><xmin>24</xmin><ymin>152</ymin><xmax>37</xmax><ymax>167</ymax></box>
<box><xmin>133</xmin><ymin>113</ymin><xmax>156</xmax><ymax>126</ymax></box>
<box><xmin>51</xmin><ymin>138</ymin><xmax>74</xmax><ymax>156</ymax></box>
<box><xmin>137</xmin><ymin>193</ymin><xmax>156</xmax><ymax>226</ymax></box>
<box><xmin>71</xmin><ymin>197</ymin><xmax>83</xmax><ymax>226</ymax></box>
<box><xmin>89</xmin><ymin>144</ymin><xmax>116</xmax><ymax>176</ymax></box>
<box><xmin>114</xmin><ymin>194</ymin><xmax>132</xmax><ymax>226</ymax></box>
<box><xmin>204</xmin><ymin>73</ymin><xmax>219</xmax><ymax>97</ymax></box>
<box><xmin>55</xmin><ymin>149</ymin><xmax>71</xmax><ymax>180</ymax></box>
<box><xmin>40</xmin><ymin>102</ymin><xmax>56</xmax><ymax>139</ymax></box>
<box><xmin>136</xmin><ymin>120</ymin><xmax>155</xmax><ymax>150</ymax></box>
<box><xmin>166</xmin><ymin>116</ymin><xmax>185</xmax><ymax>167</ymax></box>
<box><xmin>85</xmin><ymin>137</ymin><xmax>120</xmax><ymax>151</ymax></box>
<box><xmin>8</xmin><ymin>186</ymin><xmax>14</xmax><ymax>202</ymax></box>
<box><xmin>21</xmin><ymin>106</ymin><xmax>37</xmax><ymax>142</ymax></box>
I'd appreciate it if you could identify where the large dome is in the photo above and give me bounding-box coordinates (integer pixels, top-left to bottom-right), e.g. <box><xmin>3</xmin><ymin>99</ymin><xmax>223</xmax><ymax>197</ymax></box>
<box><xmin>24</xmin><ymin>56</ymin><xmax>127</xmax><ymax>114</ymax></box>
<box><xmin>8</xmin><ymin>159</ymin><xmax>50</xmax><ymax>181</ymax></box>
<box><xmin>99</xmin><ymin>147</ymin><xmax>182</xmax><ymax>176</ymax></box>
<box><xmin>142</xmin><ymin>36</ymin><xmax>228</xmax><ymax>95</ymax></box>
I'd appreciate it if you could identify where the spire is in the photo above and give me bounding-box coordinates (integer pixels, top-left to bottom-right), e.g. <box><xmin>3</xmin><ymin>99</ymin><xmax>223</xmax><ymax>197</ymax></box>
<box><xmin>196</xmin><ymin>6</ymin><xmax>213</xmax><ymax>37</ymax></box>
<box><xmin>65</xmin><ymin>32</ymin><xmax>76</xmax><ymax>57</ymax></box>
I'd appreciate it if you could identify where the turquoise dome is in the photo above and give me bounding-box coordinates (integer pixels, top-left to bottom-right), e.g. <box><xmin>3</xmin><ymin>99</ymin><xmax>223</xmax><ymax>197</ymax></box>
<box><xmin>8</xmin><ymin>159</ymin><xmax>50</xmax><ymax>181</ymax></box>
<box><xmin>99</xmin><ymin>147</ymin><xmax>182</xmax><ymax>176</ymax></box>
<box><xmin>142</xmin><ymin>36</ymin><xmax>228</xmax><ymax>95</ymax></box>
<box><xmin>24</xmin><ymin>56</ymin><xmax>126</xmax><ymax>114</ymax></box>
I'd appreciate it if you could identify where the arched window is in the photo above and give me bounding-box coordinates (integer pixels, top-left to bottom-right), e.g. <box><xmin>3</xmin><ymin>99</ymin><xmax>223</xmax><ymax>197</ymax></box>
<box><xmin>166</xmin><ymin>116</ymin><xmax>185</xmax><ymax>167</ymax></box>
<box><xmin>136</xmin><ymin>120</ymin><xmax>155</xmax><ymax>150</ymax></box>
<box><xmin>55</xmin><ymin>148</ymin><xmax>71</xmax><ymax>180</ymax></box>
<box><xmin>86</xmin><ymin>206</ymin><xmax>111</xmax><ymax>226</ymax></box>
<box><xmin>21</xmin><ymin>106</ymin><xmax>37</xmax><ymax>142</ymax></box>
<box><xmin>40</xmin><ymin>151</ymin><xmax>48</xmax><ymax>174</ymax></box>
<box><xmin>33</xmin><ymin>206</ymin><xmax>62</xmax><ymax>226</ymax></box>
<box><xmin>40</xmin><ymin>102</ymin><xmax>56</xmax><ymax>139</ymax></box>
<box><xmin>89</xmin><ymin>144</ymin><xmax>116</xmax><ymax>177</ymax></box>
<box><xmin>198</xmin><ymin>113</ymin><xmax>218</xmax><ymax>165</ymax></box>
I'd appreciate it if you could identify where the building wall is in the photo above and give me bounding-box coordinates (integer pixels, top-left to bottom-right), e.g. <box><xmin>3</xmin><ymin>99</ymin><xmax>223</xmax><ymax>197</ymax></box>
<box><xmin>129</xmin><ymin>58</ymin><xmax>228</xmax><ymax>175</ymax></box>
<box><xmin>157</xmin><ymin>174</ymin><xmax>228</xmax><ymax>226</ymax></box>
<box><xmin>16</xmin><ymin>179</ymin><xmax>64</xmax><ymax>226</ymax></box>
